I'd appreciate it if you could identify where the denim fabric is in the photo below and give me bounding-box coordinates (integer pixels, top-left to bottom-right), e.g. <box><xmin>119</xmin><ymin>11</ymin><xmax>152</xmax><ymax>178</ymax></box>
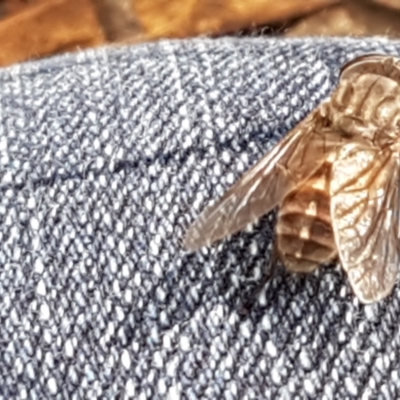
<box><xmin>0</xmin><ymin>37</ymin><xmax>399</xmax><ymax>399</ymax></box>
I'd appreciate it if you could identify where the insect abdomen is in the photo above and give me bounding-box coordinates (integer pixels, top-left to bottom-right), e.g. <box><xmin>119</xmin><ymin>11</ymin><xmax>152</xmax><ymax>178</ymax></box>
<box><xmin>276</xmin><ymin>161</ymin><xmax>337</xmax><ymax>272</ymax></box>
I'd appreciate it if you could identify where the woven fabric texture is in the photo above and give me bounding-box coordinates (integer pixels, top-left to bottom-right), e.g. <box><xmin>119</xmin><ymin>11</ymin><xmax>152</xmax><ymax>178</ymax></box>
<box><xmin>1</xmin><ymin>37</ymin><xmax>400</xmax><ymax>399</ymax></box>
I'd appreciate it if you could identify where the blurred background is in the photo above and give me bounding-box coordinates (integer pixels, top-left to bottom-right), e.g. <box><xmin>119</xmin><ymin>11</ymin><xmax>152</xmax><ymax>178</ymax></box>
<box><xmin>1</xmin><ymin>0</ymin><xmax>400</xmax><ymax>67</ymax></box>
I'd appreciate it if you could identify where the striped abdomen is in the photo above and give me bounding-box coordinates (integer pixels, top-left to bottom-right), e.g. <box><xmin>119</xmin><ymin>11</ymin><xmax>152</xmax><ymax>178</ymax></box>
<box><xmin>276</xmin><ymin>160</ymin><xmax>337</xmax><ymax>273</ymax></box>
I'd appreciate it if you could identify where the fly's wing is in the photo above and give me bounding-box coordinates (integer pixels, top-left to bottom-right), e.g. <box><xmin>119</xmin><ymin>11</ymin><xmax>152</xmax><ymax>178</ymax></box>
<box><xmin>330</xmin><ymin>143</ymin><xmax>400</xmax><ymax>303</ymax></box>
<box><xmin>184</xmin><ymin>108</ymin><xmax>346</xmax><ymax>251</ymax></box>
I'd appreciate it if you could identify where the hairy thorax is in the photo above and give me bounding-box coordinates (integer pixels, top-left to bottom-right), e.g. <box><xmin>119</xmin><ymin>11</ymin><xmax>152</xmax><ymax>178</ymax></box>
<box><xmin>328</xmin><ymin>73</ymin><xmax>400</xmax><ymax>146</ymax></box>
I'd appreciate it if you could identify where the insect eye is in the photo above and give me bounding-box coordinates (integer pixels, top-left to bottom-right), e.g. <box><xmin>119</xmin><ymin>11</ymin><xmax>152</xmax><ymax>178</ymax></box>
<box><xmin>340</xmin><ymin>54</ymin><xmax>385</xmax><ymax>77</ymax></box>
<box><xmin>340</xmin><ymin>54</ymin><xmax>400</xmax><ymax>85</ymax></box>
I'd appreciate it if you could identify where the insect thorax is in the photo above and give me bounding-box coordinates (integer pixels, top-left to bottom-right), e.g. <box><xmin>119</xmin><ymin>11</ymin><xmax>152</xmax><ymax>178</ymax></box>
<box><xmin>329</xmin><ymin>73</ymin><xmax>400</xmax><ymax>143</ymax></box>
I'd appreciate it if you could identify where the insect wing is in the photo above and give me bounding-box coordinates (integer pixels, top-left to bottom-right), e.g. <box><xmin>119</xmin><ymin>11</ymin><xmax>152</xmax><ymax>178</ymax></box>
<box><xmin>184</xmin><ymin>109</ymin><xmax>345</xmax><ymax>251</ymax></box>
<box><xmin>330</xmin><ymin>143</ymin><xmax>400</xmax><ymax>303</ymax></box>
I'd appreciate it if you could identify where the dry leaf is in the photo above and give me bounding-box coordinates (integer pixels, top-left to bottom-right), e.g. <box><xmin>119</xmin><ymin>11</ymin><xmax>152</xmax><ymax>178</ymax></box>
<box><xmin>132</xmin><ymin>0</ymin><xmax>337</xmax><ymax>39</ymax></box>
<box><xmin>0</xmin><ymin>0</ymin><xmax>105</xmax><ymax>67</ymax></box>
<box><xmin>286</xmin><ymin>1</ymin><xmax>400</xmax><ymax>38</ymax></box>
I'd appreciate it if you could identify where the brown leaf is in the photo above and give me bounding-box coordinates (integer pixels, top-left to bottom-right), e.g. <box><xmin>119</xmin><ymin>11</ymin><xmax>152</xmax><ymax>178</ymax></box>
<box><xmin>132</xmin><ymin>0</ymin><xmax>337</xmax><ymax>39</ymax></box>
<box><xmin>0</xmin><ymin>0</ymin><xmax>105</xmax><ymax>67</ymax></box>
<box><xmin>286</xmin><ymin>1</ymin><xmax>400</xmax><ymax>38</ymax></box>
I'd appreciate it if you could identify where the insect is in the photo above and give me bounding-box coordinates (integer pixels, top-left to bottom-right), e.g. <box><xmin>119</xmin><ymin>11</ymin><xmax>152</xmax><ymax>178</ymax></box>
<box><xmin>183</xmin><ymin>54</ymin><xmax>400</xmax><ymax>304</ymax></box>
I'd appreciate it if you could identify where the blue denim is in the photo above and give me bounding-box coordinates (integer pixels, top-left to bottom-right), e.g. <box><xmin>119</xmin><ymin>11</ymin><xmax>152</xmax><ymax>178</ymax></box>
<box><xmin>0</xmin><ymin>37</ymin><xmax>399</xmax><ymax>399</ymax></box>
